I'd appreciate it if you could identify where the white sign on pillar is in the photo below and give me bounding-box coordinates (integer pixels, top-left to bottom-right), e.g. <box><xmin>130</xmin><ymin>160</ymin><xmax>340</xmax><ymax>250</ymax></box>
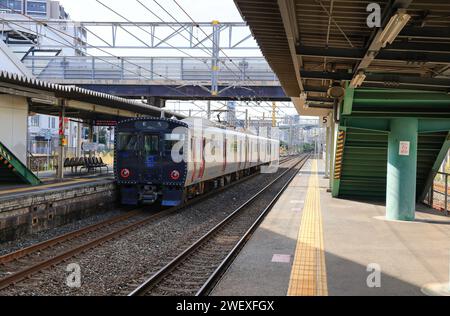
<box><xmin>399</xmin><ymin>141</ymin><xmax>410</xmax><ymax>156</ymax></box>
<box><xmin>321</xmin><ymin>114</ymin><xmax>332</xmax><ymax>128</ymax></box>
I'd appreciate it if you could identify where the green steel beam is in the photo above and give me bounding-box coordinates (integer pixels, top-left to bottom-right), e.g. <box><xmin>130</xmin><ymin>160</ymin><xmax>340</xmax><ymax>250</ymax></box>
<box><xmin>341</xmin><ymin>117</ymin><xmax>389</xmax><ymax>132</ymax></box>
<box><xmin>0</xmin><ymin>141</ymin><xmax>41</xmax><ymax>185</ymax></box>
<box><xmin>419</xmin><ymin>132</ymin><xmax>450</xmax><ymax>201</ymax></box>
<box><xmin>419</xmin><ymin>120</ymin><xmax>450</xmax><ymax>133</ymax></box>
<box><xmin>342</xmin><ymin>118</ymin><xmax>450</xmax><ymax>133</ymax></box>
<box><xmin>342</xmin><ymin>87</ymin><xmax>354</xmax><ymax>115</ymax></box>
<box><xmin>334</xmin><ymin>87</ymin><xmax>450</xmax><ymax>209</ymax></box>
<box><xmin>354</xmin><ymin>91</ymin><xmax>450</xmax><ymax>103</ymax></box>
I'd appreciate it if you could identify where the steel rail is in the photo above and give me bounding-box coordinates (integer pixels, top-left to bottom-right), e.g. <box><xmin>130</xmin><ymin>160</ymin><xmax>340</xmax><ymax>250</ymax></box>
<box><xmin>0</xmin><ymin>158</ymin><xmax>291</xmax><ymax>291</ymax></box>
<box><xmin>197</xmin><ymin>156</ymin><xmax>309</xmax><ymax>295</ymax></box>
<box><xmin>0</xmin><ymin>209</ymin><xmax>143</xmax><ymax>264</ymax></box>
<box><xmin>128</xmin><ymin>155</ymin><xmax>308</xmax><ymax>296</ymax></box>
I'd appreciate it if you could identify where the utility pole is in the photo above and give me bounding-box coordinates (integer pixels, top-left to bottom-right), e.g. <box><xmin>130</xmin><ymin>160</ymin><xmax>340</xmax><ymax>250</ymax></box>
<box><xmin>207</xmin><ymin>100</ymin><xmax>211</xmax><ymax>120</ymax></box>
<box><xmin>289</xmin><ymin>116</ymin><xmax>293</xmax><ymax>154</ymax></box>
<box><xmin>272</xmin><ymin>102</ymin><xmax>276</xmax><ymax>127</ymax></box>
<box><xmin>211</xmin><ymin>20</ymin><xmax>220</xmax><ymax>96</ymax></box>
<box><xmin>245</xmin><ymin>109</ymin><xmax>248</xmax><ymax>129</ymax></box>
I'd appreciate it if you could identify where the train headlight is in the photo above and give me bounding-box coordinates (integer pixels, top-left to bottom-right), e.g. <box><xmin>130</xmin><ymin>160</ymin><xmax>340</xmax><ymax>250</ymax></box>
<box><xmin>170</xmin><ymin>170</ymin><xmax>180</xmax><ymax>180</ymax></box>
<box><xmin>120</xmin><ymin>168</ymin><xmax>131</xmax><ymax>179</ymax></box>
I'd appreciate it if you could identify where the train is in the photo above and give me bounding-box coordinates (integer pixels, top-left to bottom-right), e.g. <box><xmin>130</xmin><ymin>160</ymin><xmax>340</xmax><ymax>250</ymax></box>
<box><xmin>115</xmin><ymin>117</ymin><xmax>279</xmax><ymax>206</ymax></box>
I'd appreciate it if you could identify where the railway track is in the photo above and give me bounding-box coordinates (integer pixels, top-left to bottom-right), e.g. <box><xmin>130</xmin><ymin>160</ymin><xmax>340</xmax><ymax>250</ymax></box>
<box><xmin>129</xmin><ymin>155</ymin><xmax>309</xmax><ymax>296</ymax></box>
<box><xmin>0</xmin><ymin>156</ymin><xmax>296</xmax><ymax>291</ymax></box>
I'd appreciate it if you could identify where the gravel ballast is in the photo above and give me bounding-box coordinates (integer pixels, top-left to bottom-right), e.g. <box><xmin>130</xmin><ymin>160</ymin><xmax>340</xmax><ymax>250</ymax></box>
<box><xmin>0</xmin><ymin>159</ymin><xmax>302</xmax><ymax>296</ymax></box>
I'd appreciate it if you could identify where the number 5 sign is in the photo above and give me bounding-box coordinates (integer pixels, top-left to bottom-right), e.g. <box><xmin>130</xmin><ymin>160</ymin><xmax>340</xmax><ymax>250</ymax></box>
<box><xmin>399</xmin><ymin>141</ymin><xmax>410</xmax><ymax>156</ymax></box>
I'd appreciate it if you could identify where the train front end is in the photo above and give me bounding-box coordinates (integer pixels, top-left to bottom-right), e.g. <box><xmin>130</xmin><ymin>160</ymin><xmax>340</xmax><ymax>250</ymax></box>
<box><xmin>115</xmin><ymin>118</ymin><xmax>188</xmax><ymax>206</ymax></box>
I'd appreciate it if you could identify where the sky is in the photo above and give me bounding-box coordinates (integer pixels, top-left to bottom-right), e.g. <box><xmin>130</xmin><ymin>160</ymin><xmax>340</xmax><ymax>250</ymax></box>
<box><xmin>55</xmin><ymin>0</ymin><xmax>299</xmax><ymax>119</ymax></box>
<box><xmin>58</xmin><ymin>0</ymin><xmax>244</xmax><ymax>23</ymax></box>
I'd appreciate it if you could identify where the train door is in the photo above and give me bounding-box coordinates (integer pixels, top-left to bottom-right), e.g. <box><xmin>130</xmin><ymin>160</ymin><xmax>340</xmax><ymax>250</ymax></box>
<box><xmin>141</xmin><ymin>133</ymin><xmax>162</xmax><ymax>183</ymax></box>
<box><xmin>116</xmin><ymin>132</ymin><xmax>140</xmax><ymax>182</ymax></box>
<box><xmin>233</xmin><ymin>135</ymin><xmax>238</xmax><ymax>169</ymax></box>
<box><xmin>257</xmin><ymin>139</ymin><xmax>260</xmax><ymax>164</ymax></box>
<box><xmin>245</xmin><ymin>136</ymin><xmax>249</xmax><ymax>168</ymax></box>
<box><xmin>223</xmin><ymin>137</ymin><xmax>227</xmax><ymax>172</ymax></box>
<box><xmin>199</xmin><ymin>137</ymin><xmax>206</xmax><ymax>179</ymax></box>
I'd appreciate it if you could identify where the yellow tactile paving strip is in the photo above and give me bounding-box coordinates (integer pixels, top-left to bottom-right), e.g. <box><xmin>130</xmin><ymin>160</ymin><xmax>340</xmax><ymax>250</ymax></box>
<box><xmin>0</xmin><ymin>178</ymin><xmax>102</xmax><ymax>195</ymax></box>
<box><xmin>288</xmin><ymin>160</ymin><xmax>328</xmax><ymax>296</ymax></box>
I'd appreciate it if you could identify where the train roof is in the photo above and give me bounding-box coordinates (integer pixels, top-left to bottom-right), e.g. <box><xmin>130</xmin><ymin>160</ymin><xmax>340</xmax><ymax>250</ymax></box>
<box><xmin>118</xmin><ymin>116</ymin><xmax>278</xmax><ymax>141</ymax></box>
<box><xmin>118</xmin><ymin>116</ymin><xmax>188</xmax><ymax>128</ymax></box>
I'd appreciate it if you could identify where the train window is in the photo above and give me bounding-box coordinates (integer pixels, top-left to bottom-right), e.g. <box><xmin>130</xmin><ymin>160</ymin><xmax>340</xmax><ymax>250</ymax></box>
<box><xmin>143</xmin><ymin>135</ymin><xmax>159</xmax><ymax>155</ymax></box>
<box><xmin>118</xmin><ymin>133</ymin><xmax>138</xmax><ymax>151</ymax></box>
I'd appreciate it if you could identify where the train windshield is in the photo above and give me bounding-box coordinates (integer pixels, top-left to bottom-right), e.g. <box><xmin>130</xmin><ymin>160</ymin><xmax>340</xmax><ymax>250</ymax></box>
<box><xmin>118</xmin><ymin>133</ymin><xmax>138</xmax><ymax>151</ymax></box>
<box><xmin>143</xmin><ymin>134</ymin><xmax>159</xmax><ymax>155</ymax></box>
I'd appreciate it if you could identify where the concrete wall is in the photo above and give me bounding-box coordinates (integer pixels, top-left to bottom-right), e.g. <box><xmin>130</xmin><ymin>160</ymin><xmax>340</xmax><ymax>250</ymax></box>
<box><xmin>0</xmin><ymin>94</ymin><xmax>28</xmax><ymax>164</ymax></box>
<box><xmin>0</xmin><ymin>180</ymin><xmax>117</xmax><ymax>241</ymax></box>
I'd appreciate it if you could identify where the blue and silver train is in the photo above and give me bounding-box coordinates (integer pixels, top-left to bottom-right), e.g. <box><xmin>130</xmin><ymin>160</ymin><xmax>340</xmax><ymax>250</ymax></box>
<box><xmin>115</xmin><ymin>117</ymin><xmax>279</xmax><ymax>206</ymax></box>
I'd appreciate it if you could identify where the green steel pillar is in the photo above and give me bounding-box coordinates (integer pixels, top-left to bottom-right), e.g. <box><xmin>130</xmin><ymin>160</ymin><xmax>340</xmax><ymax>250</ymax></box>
<box><xmin>386</xmin><ymin>118</ymin><xmax>418</xmax><ymax>221</ymax></box>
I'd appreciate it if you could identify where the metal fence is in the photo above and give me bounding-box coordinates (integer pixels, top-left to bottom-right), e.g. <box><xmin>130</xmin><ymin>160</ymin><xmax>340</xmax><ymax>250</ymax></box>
<box><xmin>22</xmin><ymin>56</ymin><xmax>279</xmax><ymax>84</ymax></box>
<box><xmin>27</xmin><ymin>140</ymin><xmax>79</xmax><ymax>172</ymax></box>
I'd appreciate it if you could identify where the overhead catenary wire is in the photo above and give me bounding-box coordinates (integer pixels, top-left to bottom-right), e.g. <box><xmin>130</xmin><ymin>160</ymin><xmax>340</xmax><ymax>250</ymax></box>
<box><xmin>90</xmin><ymin>0</ymin><xmax>272</xmax><ymax>105</ymax></box>
<box><xmin>1</xmin><ymin>2</ymin><xmax>293</xmax><ymax>123</ymax></box>
<box><xmin>96</xmin><ymin>0</ymin><xmax>282</xmax><ymax>118</ymax></box>
<box><xmin>96</xmin><ymin>0</ymin><xmax>268</xmax><ymax>101</ymax></box>
<box><xmin>0</xmin><ymin>7</ymin><xmax>216</xmax><ymax>103</ymax></box>
<box><xmin>140</xmin><ymin>0</ymin><xmax>262</xmax><ymax>94</ymax></box>
<box><xmin>171</xmin><ymin>0</ymin><xmax>285</xmax><ymax>116</ymax></box>
<box><xmin>0</xmin><ymin>3</ymin><xmax>203</xmax><ymax>96</ymax></box>
<box><xmin>135</xmin><ymin>0</ymin><xmax>214</xmax><ymax>57</ymax></box>
<box><xmin>134</xmin><ymin>0</ymin><xmax>279</xmax><ymax>119</ymax></box>
<box><xmin>95</xmin><ymin>0</ymin><xmax>212</xmax><ymax>62</ymax></box>
<box><xmin>138</xmin><ymin>0</ymin><xmax>267</xmax><ymax>97</ymax></box>
<box><xmin>1</xmin><ymin>19</ymin><xmax>200</xmax><ymax>104</ymax></box>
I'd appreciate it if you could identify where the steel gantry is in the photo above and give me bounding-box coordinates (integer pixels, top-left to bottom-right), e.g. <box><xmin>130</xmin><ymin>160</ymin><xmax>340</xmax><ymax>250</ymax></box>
<box><xmin>0</xmin><ymin>19</ymin><xmax>258</xmax><ymax>50</ymax></box>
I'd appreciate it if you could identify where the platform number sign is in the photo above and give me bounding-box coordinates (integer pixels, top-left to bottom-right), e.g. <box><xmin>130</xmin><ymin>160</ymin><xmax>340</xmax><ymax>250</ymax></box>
<box><xmin>321</xmin><ymin>116</ymin><xmax>330</xmax><ymax>127</ymax></box>
<box><xmin>399</xmin><ymin>141</ymin><xmax>410</xmax><ymax>156</ymax></box>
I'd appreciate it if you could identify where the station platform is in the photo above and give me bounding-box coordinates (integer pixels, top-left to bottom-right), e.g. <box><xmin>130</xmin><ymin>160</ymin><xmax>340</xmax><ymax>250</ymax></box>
<box><xmin>0</xmin><ymin>171</ymin><xmax>114</xmax><ymax>200</ymax></box>
<box><xmin>211</xmin><ymin>159</ymin><xmax>450</xmax><ymax>296</ymax></box>
<box><xmin>0</xmin><ymin>172</ymin><xmax>116</xmax><ymax>242</ymax></box>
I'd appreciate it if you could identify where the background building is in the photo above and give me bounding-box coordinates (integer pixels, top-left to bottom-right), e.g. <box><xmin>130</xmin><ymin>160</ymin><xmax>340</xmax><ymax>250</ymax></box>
<box><xmin>1</xmin><ymin>0</ymin><xmax>89</xmax><ymax>166</ymax></box>
<box><xmin>0</xmin><ymin>0</ymin><xmax>69</xmax><ymax>19</ymax></box>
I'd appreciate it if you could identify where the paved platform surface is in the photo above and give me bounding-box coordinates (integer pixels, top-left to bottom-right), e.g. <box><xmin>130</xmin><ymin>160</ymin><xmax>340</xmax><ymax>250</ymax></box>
<box><xmin>211</xmin><ymin>159</ymin><xmax>450</xmax><ymax>296</ymax></box>
<box><xmin>0</xmin><ymin>173</ymin><xmax>114</xmax><ymax>200</ymax></box>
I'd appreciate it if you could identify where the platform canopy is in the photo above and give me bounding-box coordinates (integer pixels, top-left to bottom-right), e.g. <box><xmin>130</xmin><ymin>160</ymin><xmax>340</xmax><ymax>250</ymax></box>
<box><xmin>234</xmin><ymin>0</ymin><xmax>450</xmax><ymax>115</ymax></box>
<box><xmin>0</xmin><ymin>71</ymin><xmax>185</xmax><ymax>120</ymax></box>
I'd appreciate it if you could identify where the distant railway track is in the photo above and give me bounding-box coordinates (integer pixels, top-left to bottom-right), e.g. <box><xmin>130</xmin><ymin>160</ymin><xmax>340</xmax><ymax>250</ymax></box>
<box><xmin>129</xmin><ymin>155</ymin><xmax>309</xmax><ymax>296</ymax></box>
<box><xmin>0</xmin><ymin>156</ymin><xmax>296</xmax><ymax>291</ymax></box>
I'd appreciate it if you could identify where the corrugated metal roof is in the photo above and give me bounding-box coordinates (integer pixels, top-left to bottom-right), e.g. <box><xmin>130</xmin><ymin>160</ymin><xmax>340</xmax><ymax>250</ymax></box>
<box><xmin>0</xmin><ymin>70</ymin><xmax>185</xmax><ymax>119</ymax></box>
<box><xmin>235</xmin><ymin>0</ymin><xmax>450</xmax><ymax>101</ymax></box>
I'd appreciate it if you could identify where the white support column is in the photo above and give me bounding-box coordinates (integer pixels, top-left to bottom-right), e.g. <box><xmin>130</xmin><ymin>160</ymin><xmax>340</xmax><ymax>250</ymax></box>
<box><xmin>0</xmin><ymin>94</ymin><xmax>28</xmax><ymax>164</ymax></box>
<box><xmin>324</xmin><ymin>125</ymin><xmax>330</xmax><ymax>178</ymax></box>
<box><xmin>77</xmin><ymin>121</ymin><xmax>82</xmax><ymax>157</ymax></box>
<box><xmin>329</xmin><ymin>119</ymin><xmax>337</xmax><ymax>190</ymax></box>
